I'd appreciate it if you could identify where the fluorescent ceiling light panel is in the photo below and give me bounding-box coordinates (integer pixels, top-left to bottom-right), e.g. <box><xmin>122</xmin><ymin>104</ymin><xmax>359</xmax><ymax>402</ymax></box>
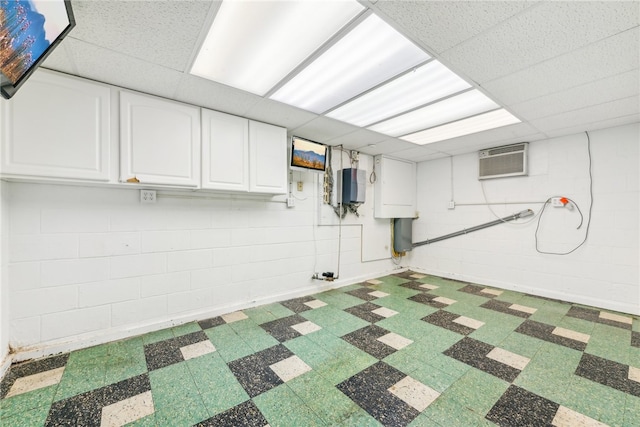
<box><xmin>402</xmin><ymin>109</ymin><xmax>521</xmax><ymax>145</ymax></box>
<box><xmin>190</xmin><ymin>0</ymin><xmax>364</xmax><ymax>95</ymax></box>
<box><xmin>326</xmin><ymin>60</ymin><xmax>471</xmax><ymax>127</ymax></box>
<box><xmin>269</xmin><ymin>13</ymin><xmax>429</xmax><ymax>114</ymax></box>
<box><xmin>368</xmin><ymin>90</ymin><xmax>500</xmax><ymax>137</ymax></box>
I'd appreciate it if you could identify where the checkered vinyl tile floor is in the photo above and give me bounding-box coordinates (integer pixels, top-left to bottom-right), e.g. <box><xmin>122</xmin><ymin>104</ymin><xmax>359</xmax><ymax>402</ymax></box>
<box><xmin>1</xmin><ymin>272</ymin><xmax>639</xmax><ymax>426</ymax></box>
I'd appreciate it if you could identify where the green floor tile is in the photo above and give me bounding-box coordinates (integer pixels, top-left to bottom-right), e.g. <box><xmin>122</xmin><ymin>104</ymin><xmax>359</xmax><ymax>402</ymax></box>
<box><xmin>262</xmin><ymin>403</ymin><xmax>327</xmax><ymax>427</ymax></box>
<box><xmin>244</xmin><ymin>306</ymin><xmax>278</xmax><ymax>325</ymax></box>
<box><xmin>142</xmin><ymin>328</ymin><xmax>174</xmax><ymax>345</ymax></box>
<box><xmin>444</xmin><ymin>368</ymin><xmax>509</xmax><ymax>415</ymax></box>
<box><xmin>339</xmin><ymin>407</ymin><xmax>384</xmax><ymax>426</ymax></box>
<box><xmin>149</xmin><ymin>362</ymin><xmax>202</xmax><ymax>411</ymax></box>
<box><xmin>497</xmin><ymin>331</ymin><xmax>546</xmax><ymax>359</ymax></box>
<box><xmin>171</xmin><ymin>322</ymin><xmax>202</xmax><ymax>337</ymax></box>
<box><xmin>54</xmin><ymin>366</ymin><xmax>106</xmax><ymax>402</ymax></box>
<box><xmin>254</xmin><ymin>384</ymin><xmax>306</xmax><ymax>418</ymax></box>
<box><xmin>153</xmin><ymin>397</ymin><xmax>209</xmax><ymax>427</ymax></box>
<box><xmin>314</xmin><ymin>291</ymin><xmax>362</xmax><ymax>309</ymax></box>
<box><xmin>0</xmin><ymin>385</ymin><xmax>56</xmax><ymax>419</ymax></box>
<box><xmin>260</xmin><ymin>303</ymin><xmax>296</xmax><ymax>319</ymax></box>
<box><xmin>284</xmin><ymin>336</ymin><xmax>334</xmax><ymax>369</ymax></box>
<box><xmin>624</xmin><ymin>394</ymin><xmax>640</xmax><ymax>427</ymax></box>
<box><xmin>0</xmin><ymin>403</ymin><xmax>50</xmax><ymax>426</ymax></box>
<box><xmin>204</xmin><ymin>324</ymin><xmax>255</xmax><ymax>362</ymax></box>
<box><xmin>408</xmin><ymin>364</ymin><xmax>458</xmax><ymax>393</ymax></box>
<box><xmin>422</xmin><ymin>393</ymin><xmax>488</xmax><ymax>427</ymax></box>
<box><xmin>560</xmin><ymin>376</ymin><xmax>627</xmax><ymax>426</ymax></box>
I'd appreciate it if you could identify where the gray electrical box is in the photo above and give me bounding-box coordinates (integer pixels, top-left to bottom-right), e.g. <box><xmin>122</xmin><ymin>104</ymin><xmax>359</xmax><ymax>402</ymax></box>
<box><xmin>393</xmin><ymin>218</ymin><xmax>413</xmax><ymax>252</ymax></box>
<box><xmin>340</xmin><ymin>168</ymin><xmax>366</xmax><ymax>204</ymax></box>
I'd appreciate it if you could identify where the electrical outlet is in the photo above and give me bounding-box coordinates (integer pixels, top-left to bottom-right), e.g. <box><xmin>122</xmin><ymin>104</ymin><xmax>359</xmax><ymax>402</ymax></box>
<box><xmin>287</xmin><ymin>197</ymin><xmax>295</xmax><ymax>208</ymax></box>
<box><xmin>140</xmin><ymin>189</ymin><xmax>156</xmax><ymax>203</ymax></box>
<box><xmin>297</xmin><ymin>181</ymin><xmax>303</xmax><ymax>191</ymax></box>
<box><xmin>447</xmin><ymin>201</ymin><xmax>455</xmax><ymax>210</ymax></box>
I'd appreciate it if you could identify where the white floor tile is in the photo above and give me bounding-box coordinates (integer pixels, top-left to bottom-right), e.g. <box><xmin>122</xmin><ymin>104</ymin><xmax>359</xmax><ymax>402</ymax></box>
<box><xmin>481</xmin><ymin>288</ymin><xmax>503</xmax><ymax>296</ymax></box>
<box><xmin>388</xmin><ymin>376</ymin><xmax>440</xmax><ymax>412</ymax></box>
<box><xmin>101</xmin><ymin>390</ymin><xmax>155</xmax><ymax>427</ymax></box>
<box><xmin>6</xmin><ymin>367</ymin><xmax>65</xmax><ymax>398</ymax></box>
<box><xmin>599</xmin><ymin>311</ymin><xmax>632</xmax><ymax>325</ymax></box>
<box><xmin>453</xmin><ymin>316</ymin><xmax>485</xmax><ymax>330</ymax></box>
<box><xmin>486</xmin><ymin>347</ymin><xmax>530</xmax><ymax>370</ymax></box>
<box><xmin>372</xmin><ymin>307</ymin><xmax>398</xmax><ymax>318</ymax></box>
<box><xmin>304</xmin><ymin>299</ymin><xmax>327</xmax><ymax>309</ymax></box>
<box><xmin>377</xmin><ymin>333</ymin><xmax>413</xmax><ymax>350</ymax></box>
<box><xmin>269</xmin><ymin>356</ymin><xmax>312</xmax><ymax>382</ymax></box>
<box><xmin>552</xmin><ymin>327</ymin><xmax>590</xmax><ymax>343</ymax></box>
<box><xmin>369</xmin><ymin>291</ymin><xmax>389</xmax><ymax>298</ymax></box>
<box><xmin>419</xmin><ymin>284</ymin><xmax>438</xmax><ymax>290</ymax></box>
<box><xmin>221</xmin><ymin>311</ymin><xmax>248</xmax><ymax>324</ymax></box>
<box><xmin>180</xmin><ymin>340</ymin><xmax>216</xmax><ymax>361</ymax></box>
<box><xmin>509</xmin><ymin>304</ymin><xmax>537</xmax><ymax>314</ymax></box>
<box><xmin>366</xmin><ymin>279</ymin><xmax>384</xmax><ymax>285</ymax></box>
<box><xmin>552</xmin><ymin>405</ymin><xmax>608</xmax><ymax>427</ymax></box>
<box><xmin>628</xmin><ymin>366</ymin><xmax>640</xmax><ymax>383</ymax></box>
<box><xmin>291</xmin><ymin>321</ymin><xmax>322</xmax><ymax>335</ymax></box>
<box><xmin>433</xmin><ymin>296</ymin><xmax>456</xmax><ymax>305</ymax></box>
<box><xmin>409</xmin><ymin>274</ymin><xmax>426</xmax><ymax>279</ymax></box>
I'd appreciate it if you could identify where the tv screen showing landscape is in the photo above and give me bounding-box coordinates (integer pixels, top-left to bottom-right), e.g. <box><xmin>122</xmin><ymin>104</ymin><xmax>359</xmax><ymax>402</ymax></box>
<box><xmin>290</xmin><ymin>136</ymin><xmax>328</xmax><ymax>172</ymax></box>
<box><xmin>1</xmin><ymin>0</ymin><xmax>75</xmax><ymax>99</ymax></box>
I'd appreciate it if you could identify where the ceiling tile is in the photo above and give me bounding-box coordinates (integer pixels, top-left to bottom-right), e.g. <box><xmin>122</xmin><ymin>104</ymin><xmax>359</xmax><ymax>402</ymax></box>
<box><xmin>482</xmin><ymin>27</ymin><xmax>640</xmax><ymax>106</ymax></box>
<box><xmin>42</xmin><ymin>39</ymin><xmax>78</xmax><ymax>75</ymax></box>
<box><xmin>543</xmin><ymin>114</ymin><xmax>640</xmax><ymax>139</ymax></box>
<box><xmin>290</xmin><ymin>116</ymin><xmax>361</xmax><ymax>144</ymax></box>
<box><xmin>509</xmin><ymin>69</ymin><xmax>640</xmax><ymax>120</ymax></box>
<box><xmin>244</xmin><ymin>100</ymin><xmax>318</xmax><ymax>130</ymax></box>
<box><xmin>373</xmin><ymin>0</ymin><xmax>536</xmax><ymax>54</ymax></box>
<box><xmin>325</xmin><ymin>129</ymin><xmax>390</xmax><ymax>150</ymax></box>
<box><xmin>173</xmin><ymin>75</ymin><xmax>262</xmax><ymax>117</ymax></box>
<box><xmin>529</xmin><ymin>96</ymin><xmax>640</xmax><ymax>133</ymax></box>
<box><xmin>386</xmin><ymin>146</ymin><xmax>443</xmax><ymax>162</ymax></box>
<box><xmin>70</xmin><ymin>0</ymin><xmax>215</xmax><ymax>71</ymax></box>
<box><xmin>356</xmin><ymin>138</ymin><xmax>421</xmax><ymax>156</ymax></box>
<box><xmin>442</xmin><ymin>1</ymin><xmax>639</xmax><ymax>83</ymax></box>
<box><xmin>55</xmin><ymin>38</ymin><xmax>183</xmax><ymax>99</ymax></box>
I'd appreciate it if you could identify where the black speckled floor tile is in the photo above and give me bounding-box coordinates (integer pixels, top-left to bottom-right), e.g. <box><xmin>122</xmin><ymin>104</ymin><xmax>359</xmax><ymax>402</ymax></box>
<box><xmin>443</xmin><ymin>337</ymin><xmax>523</xmax><ymax>382</ymax></box>
<box><xmin>345</xmin><ymin>287</ymin><xmax>381</xmax><ymax>301</ymax></box>
<box><xmin>409</xmin><ymin>293</ymin><xmax>450</xmax><ymax>309</ymax></box>
<box><xmin>345</xmin><ymin>302</ymin><xmax>386</xmax><ymax>323</ymax></box>
<box><xmin>259</xmin><ymin>314</ymin><xmax>310</xmax><ymax>342</ymax></box>
<box><xmin>227</xmin><ymin>345</ymin><xmax>294</xmax><ymax>398</ymax></box>
<box><xmin>392</xmin><ymin>271</ymin><xmax>419</xmax><ymax>279</ymax></box>
<box><xmin>480</xmin><ymin>299</ymin><xmax>532</xmax><ymax>318</ymax></box>
<box><xmin>399</xmin><ymin>281</ymin><xmax>428</xmax><ymax>292</ymax></box>
<box><xmin>45</xmin><ymin>374</ymin><xmax>151</xmax><ymax>426</ymax></box>
<box><xmin>485</xmin><ymin>385</ymin><xmax>559</xmax><ymax>426</ymax></box>
<box><xmin>566</xmin><ymin>306</ymin><xmax>632</xmax><ymax>330</ymax></box>
<box><xmin>280</xmin><ymin>296</ymin><xmax>316</xmax><ymax>313</ymax></box>
<box><xmin>342</xmin><ymin>325</ymin><xmax>397</xmax><ymax>359</ymax></box>
<box><xmin>421</xmin><ymin>310</ymin><xmax>476</xmax><ymax>335</ymax></box>
<box><xmin>195</xmin><ymin>400</ymin><xmax>268</xmax><ymax>426</ymax></box>
<box><xmin>459</xmin><ymin>284</ymin><xmax>498</xmax><ymax>298</ymax></box>
<box><xmin>514</xmin><ymin>320</ymin><xmax>587</xmax><ymax>351</ymax></box>
<box><xmin>575</xmin><ymin>353</ymin><xmax>640</xmax><ymax>397</ymax></box>
<box><xmin>144</xmin><ymin>331</ymin><xmax>209</xmax><ymax>371</ymax></box>
<box><xmin>632</xmin><ymin>331</ymin><xmax>640</xmax><ymax>348</ymax></box>
<box><xmin>198</xmin><ymin>316</ymin><xmax>226</xmax><ymax>330</ymax></box>
<box><xmin>0</xmin><ymin>353</ymin><xmax>69</xmax><ymax>399</ymax></box>
<box><xmin>337</xmin><ymin>362</ymin><xmax>419</xmax><ymax>427</ymax></box>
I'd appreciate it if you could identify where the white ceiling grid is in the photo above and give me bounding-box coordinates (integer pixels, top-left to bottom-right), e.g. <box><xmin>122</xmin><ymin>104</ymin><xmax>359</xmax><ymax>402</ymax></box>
<box><xmin>39</xmin><ymin>0</ymin><xmax>639</xmax><ymax>158</ymax></box>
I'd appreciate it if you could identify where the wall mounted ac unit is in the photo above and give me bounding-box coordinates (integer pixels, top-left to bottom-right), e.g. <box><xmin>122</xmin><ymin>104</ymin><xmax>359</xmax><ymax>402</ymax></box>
<box><xmin>478</xmin><ymin>142</ymin><xmax>528</xmax><ymax>180</ymax></box>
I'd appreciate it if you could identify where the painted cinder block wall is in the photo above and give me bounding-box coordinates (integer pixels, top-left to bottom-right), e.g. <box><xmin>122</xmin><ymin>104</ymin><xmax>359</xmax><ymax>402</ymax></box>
<box><xmin>5</xmin><ymin>171</ymin><xmax>396</xmax><ymax>360</ymax></box>
<box><xmin>409</xmin><ymin>123</ymin><xmax>639</xmax><ymax>315</ymax></box>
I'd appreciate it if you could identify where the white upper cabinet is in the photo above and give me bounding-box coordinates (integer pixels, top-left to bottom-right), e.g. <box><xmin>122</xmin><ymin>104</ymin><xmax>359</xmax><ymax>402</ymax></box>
<box><xmin>249</xmin><ymin>120</ymin><xmax>287</xmax><ymax>194</ymax></box>
<box><xmin>1</xmin><ymin>69</ymin><xmax>111</xmax><ymax>181</ymax></box>
<box><xmin>201</xmin><ymin>110</ymin><xmax>249</xmax><ymax>191</ymax></box>
<box><xmin>201</xmin><ymin>109</ymin><xmax>287</xmax><ymax>194</ymax></box>
<box><xmin>120</xmin><ymin>91</ymin><xmax>200</xmax><ymax>187</ymax></box>
<box><xmin>374</xmin><ymin>155</ymin><xmax>416</xmax><ymax>218</ymax></box>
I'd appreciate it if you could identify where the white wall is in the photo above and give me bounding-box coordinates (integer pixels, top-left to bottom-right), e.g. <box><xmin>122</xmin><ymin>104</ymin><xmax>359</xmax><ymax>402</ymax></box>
<box><xmin>1</xmin><ymin>181</ymin><xmax>9</xmax><ymax>374</ymax></box>
<box><xmin>410</xmin><ymin>123</ymin><xmax>639</xmax><ymax>315</ymax></box>
<box><xmin>7</xmin><ymin>171</ymin><xmax>397</xmax><ymax>360</ymax></box>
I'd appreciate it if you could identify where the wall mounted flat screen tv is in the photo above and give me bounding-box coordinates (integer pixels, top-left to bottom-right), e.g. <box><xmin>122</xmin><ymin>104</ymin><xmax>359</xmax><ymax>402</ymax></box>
<box><xmin>290</xmin><ymin>136</ymin><xmax>329</xmax><ymax>173</ymax></box>
<box><xmin>1</xmin><ymin>0</ymin><xmax>75</xmax><ymax>99</ymax></box>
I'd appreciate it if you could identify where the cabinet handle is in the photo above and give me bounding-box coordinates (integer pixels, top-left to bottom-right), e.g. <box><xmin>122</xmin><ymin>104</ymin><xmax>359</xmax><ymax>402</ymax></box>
<box><xmin>126</xmin><ymin>176</ymin><xmax>140</xmax><ymax>183</ymax></box>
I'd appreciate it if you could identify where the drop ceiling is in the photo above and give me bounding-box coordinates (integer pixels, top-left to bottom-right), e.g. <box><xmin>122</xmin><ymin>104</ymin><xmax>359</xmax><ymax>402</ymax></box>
<box><xmin>42</xmin><ymin>0</ymin><xmax>639</xmax><ymax>162</ymax></box>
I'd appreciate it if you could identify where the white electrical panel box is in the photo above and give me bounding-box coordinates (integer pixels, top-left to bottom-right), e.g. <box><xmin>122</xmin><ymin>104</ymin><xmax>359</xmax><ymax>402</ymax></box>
<box><xmin>374</xmin><ymin>155</ymin><xmax>416</xmax><ymax>218</ymax></box>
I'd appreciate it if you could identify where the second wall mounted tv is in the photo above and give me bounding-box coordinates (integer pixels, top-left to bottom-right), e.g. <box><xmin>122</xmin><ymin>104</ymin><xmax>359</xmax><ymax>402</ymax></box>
<box><xmin>290</xmin><ymin>136</ymin><xmax>329</xmax><ymax>173</ymax></box>
<box><xmin>1</xmin><ymin>0</ymin><xmax>76</xmax><ymax>99</ymax></box>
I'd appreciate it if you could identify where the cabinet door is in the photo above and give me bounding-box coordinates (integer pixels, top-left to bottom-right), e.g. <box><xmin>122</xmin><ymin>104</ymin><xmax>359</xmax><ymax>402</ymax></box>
<box><xmin>1</xmin><ymin>69</ymin><xmax>111</xmax><ymax>181</ymax></box>
<box><xmin>374</xmin><ymin>155</ymin><xmax>416</xmax><ymax>218</ymax></box>
<box><xmin>249</xmin><ymin>121</ymin><xmax>287</xmax><ymax>194</ymax></box>
<box><xmin>120</xmin><ymin>91</ymin><xmax>200</xmax><ymax>187</ymax></box>
<box><xmin>201</xmin><ymin>110</ymin><xmax>249</xmax><ymax>191</ymax></box>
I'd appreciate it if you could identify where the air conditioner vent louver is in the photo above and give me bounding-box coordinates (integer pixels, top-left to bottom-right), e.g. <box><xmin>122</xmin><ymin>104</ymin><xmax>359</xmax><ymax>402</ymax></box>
<box><xmin>478</xmin><ymin>142</ymin><xmax>528</xmax><ymax>180</ymax></box>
